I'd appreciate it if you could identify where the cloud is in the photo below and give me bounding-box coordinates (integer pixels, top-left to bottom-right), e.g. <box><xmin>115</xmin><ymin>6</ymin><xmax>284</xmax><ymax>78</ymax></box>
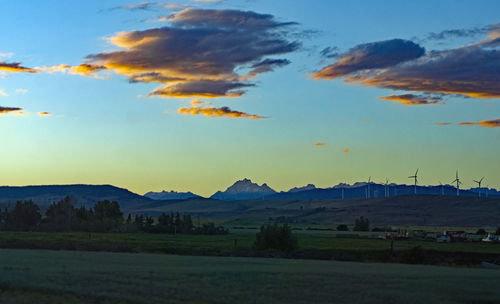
<box><xmin>242</xmin><ymin>58</ymin><xmax>290</xmax><ymax>79</ymax></box>
<box><xmin>458</xmin><ymin>118</ymin><xmax>500</xmax><ymax>128</ymax></box>
<box><xmin>313</xmin><ymin>25</ymin><xmax>500</xmax><ymax>99</ymax></box>
<box><xmin>320</xmin><ymin>46</ymin><xmax>338</xmax><ymax>59</ymax></box>
<box><xmin>343</xmin><ymin>148</ymin><xmax>349</xmax><ymax>153</ymax></box>
<box><xmin>0</xmin><ymin>106</ymin><xmax>23</xmax><ymax>114</ymax></box>
<box><xmin>148</xmin><ymin>80</ymin><xmax>253</xmax><ymax>98</ymax></box>
<box><xmin>0</xmin><ymin>89</ymin><xmax>7</xmax><ymax>97</ymax></box>
<box><xmin>435</xmin><ymin>122</ymin><xmax>450</xmax><ymax>126</ymax></box>
<box><xmin>311</xmin><ymin>39</ymin><xmax>425</xmax><ymax>80</ymax></box>
<box><xmin>15</xmin><ymin>88</ymin><xmax>28</xmax><ymax>94</ymax></box>
<box><xmin>38</xmin><ymin>111</ymin><xmax>51</xmax><ymax>117</ymax></box>
<box><xmin>86</xmin><ymin>8</ymin><xmax>299</xmax><ymax>98</ymax></box>
<box><xmin>378</xmin><ymin>94</ymin><xmax>443</xmax><ymax>106</ymax></box>
<box><xmin>39</xmin><ymin>64</ymin><xmax>106</xmax><ymax>77</ymax></box>
<box><xmin>0</xmin><ymin>62</ymin><xmax>37</xmax><ymax>73</ymax></box>
<box><xmin>177</xmin><ymin>105</ymin><xmax>266</xmax><ymax>119</ymax></box>
<box><xmin>189</xmin><ymin>98</ymin><xmax>210</xmax><ymax>105</ymax></box>
<box><xmin>0</xmin><ymin>52</ymin><xmax>13</xmax><ymax>58</ymax></box>
<box><xmin>314</xmin><ymin>142</ymin><xmax>325</xmax><ymax>146</ymax></box>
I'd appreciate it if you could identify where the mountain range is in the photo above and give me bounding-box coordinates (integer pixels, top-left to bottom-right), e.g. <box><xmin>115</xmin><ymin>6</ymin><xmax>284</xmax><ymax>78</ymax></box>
<box><xmin>144</xmin><ymin>190</ymin><xmax>201</xmax><ymax>200</ymax></box>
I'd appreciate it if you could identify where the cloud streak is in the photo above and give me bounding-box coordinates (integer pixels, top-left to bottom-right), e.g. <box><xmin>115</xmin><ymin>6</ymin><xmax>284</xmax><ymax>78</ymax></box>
<box><xmin>458</xmin><ymin>118</ymin><xmax>500</xmax><ymax>128</ymax></box>
<box><xmin>378</xmin><ymin>94</ymin><xmax>443</xmax><ymax>106</ymax></box>
<box><xmin>0</xmin><ymin>106</ymin><xmax>23</xmax><ymax>114</ymax></box>
<box><xmin>177</xmin><ymin>105</ymin><xmax>266</xmax><ymax>119</ymax></box>
<box><xmin>0</xmin><ymin>62</ymin><xmax>37</xmax><ymax>73</ymax></box>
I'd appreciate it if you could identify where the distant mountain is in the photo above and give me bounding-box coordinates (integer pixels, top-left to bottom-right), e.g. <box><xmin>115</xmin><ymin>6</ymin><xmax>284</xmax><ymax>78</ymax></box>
<box><xmin>0</xmin><ymin>185</ymin><xmax>151</xmax><ymax>211</ymax></box>
<box><xmin>210</xmin><ymin>178</ymin><xmax>276</xmax><ymax>200</ymax></box>
<box><xmin>287</xmin><ymin>184</ymin><xmax>316</xmax><ymax>193</ymax></box>
<box><xmin>144</xmin><ymin>190</ymin><xmax>201</xmax><ymax>200</ymax></box>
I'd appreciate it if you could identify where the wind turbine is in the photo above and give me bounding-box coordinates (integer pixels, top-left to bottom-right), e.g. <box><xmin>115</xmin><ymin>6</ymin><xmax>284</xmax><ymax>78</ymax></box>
<box><xmin>408</xmin><ymin>169</ymin><xmax>418</xmax><ymax>195</ymax></box>
<box><xmin>384</xmin><ymin>178</ymin><xmax>390</xmax><ymax>197</ymax></box>
<box><xmin>451</xmin><ymin>170</ymin><xmax>462</xmax><ymax>197</ymax></box>
<box><xmin>439</xmin><ymin>181</ymin><xmax>444</xmax><ymax>196</ymax></box>
<box><xmin>366</xmin><ymin>176</ymin><xmax>371</xmax><ymax>199</ymax></box>
<box><xmin>473</xmin><ymin>177</ymin><xmax>484</xmax><ymax>198</ymax></box>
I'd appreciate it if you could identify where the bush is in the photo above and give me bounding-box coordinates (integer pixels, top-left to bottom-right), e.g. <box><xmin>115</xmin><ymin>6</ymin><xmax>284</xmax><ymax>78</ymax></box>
<box><xmin>336</xmin><ymin>224</ymin><xmax>349</xmax><ymax>231</ymax></box>
<box><xmin>476</xmin><ymin>228</ymin><xmax>487</xmax><ymax>235</ymax></box>
<box><xmin>254</xmin><ymin>224</ymin><xmax>298</xmax><ymax>252</ymax></box>
<box><xmin>353</xmin><ymin>216</ymin><xmax>370</xmax><ymax>232</ymax></box>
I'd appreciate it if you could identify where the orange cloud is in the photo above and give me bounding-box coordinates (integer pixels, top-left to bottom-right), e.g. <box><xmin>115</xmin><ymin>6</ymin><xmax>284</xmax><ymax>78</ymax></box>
<box><xmin>38</xmin><ymin>112</ymin><xmax>51</xmax><ymax>117</ymax></box>
<box><xmin>0</xmin><ymin>106</ymin><xmax>23</xmax><ymax>114</ymax></box>
<box><xmin>343</xmin><ymin>148</ymin><xmax>349</xmax><ymax>152</ymax></box>
<box><xmin>177</xmin><ymin>105</ymin><xmax>266</xmax><ymax>119</ymax></box>
<box><xmin>435</xmin><ymin>122</ymin><xmax>450</xmax><ymax>126</ymax></box>
<box><xmin>377</xmin><ymin>94</ymin><xmax>443</xmax><ymax>106</ymax></box>
<box><xmin>0</xmin><ymin>62</ymin><xmax>37</xmax><ymax>73</ymax></box>
<box><xmin>459</xmin><ymin>118</ymin><xmax>500</xmax><ymax>128</ymax></box>
<box><xmin>40</xmin><ymin>64</ymin><xmax>106</xmax><ymax>77</ymax></box>
<box><xmin>315</xmin><ymin>142</ymin><xmax>326</xmax><ymax>146</ymax></box>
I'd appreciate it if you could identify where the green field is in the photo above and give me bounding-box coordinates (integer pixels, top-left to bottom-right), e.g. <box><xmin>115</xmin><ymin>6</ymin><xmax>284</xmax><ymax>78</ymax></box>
<box><xmin>1</xmin><ymin>249</ymin><xmax>499</xmax><ymax>304</ymax></box>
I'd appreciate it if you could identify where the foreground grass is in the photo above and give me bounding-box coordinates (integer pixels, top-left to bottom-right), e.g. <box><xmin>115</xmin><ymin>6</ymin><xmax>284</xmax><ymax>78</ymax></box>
<box><xmin>0</xmin><ymin>249</ymin><xmax>499</xmax><ymax>304</ymax></box>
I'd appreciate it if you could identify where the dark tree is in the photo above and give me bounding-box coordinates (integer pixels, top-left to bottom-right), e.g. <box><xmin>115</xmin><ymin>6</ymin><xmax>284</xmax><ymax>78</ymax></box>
<box><xmin>336</xmin><ymin>224</ymin><xmax>349</xmax><ymax>231</ymax></box>
<box><xmin>7</xmin><ymin>200</ymin><xmax>41</xmax><ymax>231</ymax></box>
<box><xmin>254</xmin><ymin>223</ymin><xmax>298</xmax><ymax>252</ymax></box>
<box><xmin>93</xmin><ymin>200</ymin><xmax>123</xmax><ymax>232</ymax></box>
<box><xmin>353</xmin><ymin>216</ymin><xmax>370</xmax><ymax>232</ymax></box>
<box><xmin>43</xmin><ymin>196</ymin><xmax>76</xmax><ymax>231</ymax></box>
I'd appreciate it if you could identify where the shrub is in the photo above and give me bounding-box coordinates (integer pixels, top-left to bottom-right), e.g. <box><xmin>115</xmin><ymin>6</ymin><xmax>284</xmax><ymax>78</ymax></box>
<box><xmin>254</xmin><ymin>224</ymin><xmax>298</xmax><ymax>252</ymax></box>
<box><xmin>353</xmin><ymin>216</ymin><xmax>370</xmax><ymax>232</ymax></box>
<box><xmin>336</xmin><ymin>224</ymin><xmax>349</xmax><ymax>231</ymax></box>
<box><xmin>476</xmin><ymin>228</ymin><xmax>487</xmax><ymax>235</ymax></box>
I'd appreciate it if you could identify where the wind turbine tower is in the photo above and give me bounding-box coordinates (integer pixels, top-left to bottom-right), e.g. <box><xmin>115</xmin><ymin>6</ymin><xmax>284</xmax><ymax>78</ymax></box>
<box><xmin>473</xmin><ymin>177</ymin><xmax>484</xmax><ymax>198</ymax></box>
<box><xmin>439</xmin><ymin>181</ymin><xmax>444</xmax><ymax>196</ymax></box>
<box><xmin>384</xmin><ymin>178</ymin><xmax>389</xmax><ymax>197</ymax></box>
<box><xmin>366</xmin><ymin>176</ymin><xmax>371</xmax><ymax>199</ymax></box>
<box><xmin>408</xmin><ymin>169</ymin><xmax>418</xmax><ymax>195</ymax></box>
<box><xmin>451</xmin><ymin>170</ymin><xmax>462</xmax><ymax>197</ymax></box>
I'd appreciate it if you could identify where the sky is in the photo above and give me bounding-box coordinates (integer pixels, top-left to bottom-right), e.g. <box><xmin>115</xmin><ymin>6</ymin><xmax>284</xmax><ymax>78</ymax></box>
<box><xmin>1</xmin><ymin>0</ymin><xmax>499</xmax><ymax>196</ymax></box>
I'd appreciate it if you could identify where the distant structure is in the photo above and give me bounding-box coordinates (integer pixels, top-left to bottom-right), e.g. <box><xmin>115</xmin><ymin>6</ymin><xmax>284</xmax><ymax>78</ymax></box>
<box><xmin>439</xmin><ymin>181</ymin><xmax>445</xmax><ymax>196</ymax></box>
<box><xmin>384</xmin><ymin>178</ymin><xmax>389</xmax><ymax>197</ymax></box>
<box><xmin>451</xmin><ymin>170</ymin><xmax>462</xmax><ymax>197</ymax></box>
<box><xmin>366</xmin><ymin>176</ymin><xmax>371</xmax><ymax>199</ymax></box>
<box><xmin>408</xmin><ymin>169</ymin><xmax>418</xmax><ymax>195</ymax></box>
<box><xmin>473</xmin><ymin>177</ymin><xmax>484</xmax><ymax>198</ymax></box>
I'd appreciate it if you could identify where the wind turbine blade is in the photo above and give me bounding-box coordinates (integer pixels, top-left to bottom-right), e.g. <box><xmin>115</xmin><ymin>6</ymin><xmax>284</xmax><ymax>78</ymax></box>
<box><xmin>415</xmin><ymin>168</ymin><xmax>419</xmax><ymax>176</ymax></box>
<box><xmin>480</xmin><ymin>177</ymin><xmax>484</xmax><ymax>183</ymax></box>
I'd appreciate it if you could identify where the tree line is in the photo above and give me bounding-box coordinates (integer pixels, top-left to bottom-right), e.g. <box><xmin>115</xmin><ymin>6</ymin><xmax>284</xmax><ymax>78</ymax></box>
<box><xmin>0</xmin><ymin>196</ymin><xmax>227</xmax><ymax>235</ymax></box>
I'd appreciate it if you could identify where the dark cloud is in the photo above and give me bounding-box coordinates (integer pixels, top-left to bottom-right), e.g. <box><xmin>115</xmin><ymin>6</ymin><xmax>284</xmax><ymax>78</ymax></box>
<box><xmin>243</xmin><ymin>58</ymin><xmax>290</xmax><ymax>79</ymax></box>
<box><xmin>148</xmin><ymin>80</ymin><xmax>253</xmax><ymax>98</ymax></box>
<box><xmin>378</xmin><ymin>94</ymin><xmax>443</xmax><ymax>106</ymax></box>
<box><xmin>320</xmin><ymin>46</ymin><xmax>338</xmax><ymax>59</ymax></box>
<box><xmin>0</xmin><ymin>106</ymin><xmax>23</xmax><ymax>114</ymax></box>
<box><xmin>313</xmin><ymin>24</ymin><xmax>500</xmax><ymax>99</ymax></box>
<box><xmin>86</xmin><ymin>8</ymin><xmax>299</xmax><ymax>98</ymax></box>
<box><xmin>0</xmin><ymin>62</ymin><xmax>37</xmax><ymax>73</ymax></box>
<box><xmin>311</xmin><ymin>39</ymin><xmax>425</xmax><ymax>79</ymax></box>
<box><xmin>426</xmin><ymin>27</ymin><xmax>486</xmax><ymax>41</ymax></box>
<box><xmin>178</xmin><ymin>105</ymin><xmax>266</xmax><ymax>119</ymax></box>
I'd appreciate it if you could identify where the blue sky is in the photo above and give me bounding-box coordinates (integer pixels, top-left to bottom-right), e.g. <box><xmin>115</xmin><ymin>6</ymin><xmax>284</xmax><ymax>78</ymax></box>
<box><xmin>1</xmin><ymin>0</ymin><xmax>499</xmax><ymax>196</ymax></box>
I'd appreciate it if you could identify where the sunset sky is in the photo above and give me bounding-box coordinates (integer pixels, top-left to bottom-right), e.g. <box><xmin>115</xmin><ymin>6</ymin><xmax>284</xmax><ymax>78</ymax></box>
<box><xmin>1</xmin><ymin>0</ymin><xmax>499</xmax><ymax>196</ymax></box>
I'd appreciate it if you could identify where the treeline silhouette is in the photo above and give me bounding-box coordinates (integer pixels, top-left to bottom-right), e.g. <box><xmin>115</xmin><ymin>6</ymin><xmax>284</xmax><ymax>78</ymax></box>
<box><xmin>0</xmin><ymin>196</ymin><xmax>227</xmax><ymax>235</ymax></box>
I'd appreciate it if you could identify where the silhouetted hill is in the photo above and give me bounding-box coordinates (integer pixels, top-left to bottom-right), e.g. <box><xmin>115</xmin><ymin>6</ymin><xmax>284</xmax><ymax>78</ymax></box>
<box><xmin>144</xmin><ymin>190</ymin><xmax>201</xmax><ymax>200</ymax></box>
<box><xmin>265</xmin><ymin>183</ymin><xmax>500</xmax><ymax>200</ymax></box>
<box><xmin>131</xmin><ymin>195</ymin><xmax>500</xmax><ymax>227</ymax></box>
<box><xmin>0</xmin><ymin>185</ymin><xmax>151</xmax><ymax>210</ymax></box>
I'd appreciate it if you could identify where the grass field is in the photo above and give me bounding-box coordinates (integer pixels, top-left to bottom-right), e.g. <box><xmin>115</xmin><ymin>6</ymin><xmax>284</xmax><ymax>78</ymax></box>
<box><xmin>1</xmin><ymin>231</ymin><xmax>499</xmax><ymax>255</ymax></box>
<box><xmin>1</xmin><ymin>249</ymin><xmax>499</xmax><ymax>304</ymax></box>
